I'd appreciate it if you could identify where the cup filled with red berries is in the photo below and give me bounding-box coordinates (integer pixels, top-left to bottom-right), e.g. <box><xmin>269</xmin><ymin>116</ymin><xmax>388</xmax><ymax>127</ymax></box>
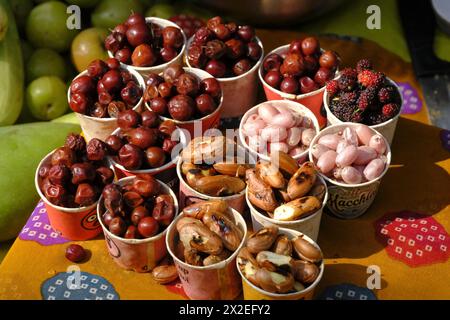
<box><xmin>323</xmin><ymin>59</ymin><xmax>403</xmax><ymax>144</ymax></box>
<box><xmin>105</xmin><ymin>109</ymin><xmax>187</xmax><ymax>187</ymax></box>
<box><xmin>105</xmin><ymin>12</ymin><xmax>186</xmax><ymax>77</ymax></box>
<box><xmin>186</xmin><ymin>16</ymin><xmax>264</xmax><ymax>118</ymax></box>
<box><xmin>144</xmin><ymin>65</ymin><xmax>223</xmax><ymax>138</ymax></box>
<box><xmin>68</xmin><ymin>57</ymin><xmax>145</xmax><ymax>142</ymax></box>
<box><xmin>35</xmin><ymin>133</ymin><xmax>115</xmax><ymax>240</ymax></box>
<box><xmin>308</xmin><ymin>123</ymin><xmax>391</xmax><ymax>219</ymax></box>
<box><xmin>259</xmin><ymin>37</ymin><xmax>340</xmax><ymax>128</ymax></box>
<box><xmin>97</xmin><ymin>175</ymin><xmax>178</xmax><ymax>272</ymax></box>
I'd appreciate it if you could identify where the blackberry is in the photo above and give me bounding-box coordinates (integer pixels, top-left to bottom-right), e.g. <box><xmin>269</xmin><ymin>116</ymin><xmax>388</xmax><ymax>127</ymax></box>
<box><xmin>378</xmin><ymin>85</ymin><xmax>398</xmax><ymax>104</ymax></box>
<box><xmin>358</xmin><ymin>87</ymin><xmax>377</xmax><ymax>111</ymax></box>
<box><xmin>358</xmin><ymin>70</ymin><xmax>385</xmax><ymax>88</ymax></box>
<box><xmin>350</xmin><ymin>110</ymin><xmax>364</xmax><ymax>123</ymax></box>
<box><xmin>364</xmin><ymin>111</ymin><xmax>385</xmax><ymax>125</ymax></box>
<box><xmin>340</xmin><ymin>67</ymin><xmax>358</xmax><ymax>79</ymax></box>
<box><xmin>331</xmin><ymin>101</ymin><xmax>357</xmax><ymax>122</ymax></box>
<box><xmin>339</xmin><ymin>91</ymin><xmax>358</xmax><ymax>106</ymax></box>
<box><xmin>338</xmin><ymin>74</ymin><xmax>357</xmax><ymax>92</ymax></box>
<box><xmin>382</xmin><ymin>103</ymin><xmax>400</xmax><ymax>118</ymax></box>
<box><xmin>356</xmin><ymin>59</ymin><xmax>373</xmax><ymax>73</ymax></box>
<box><xmin>326</xmin><ymin>80</ymin><xmax>339</xmax><ymax>97</ymax></box>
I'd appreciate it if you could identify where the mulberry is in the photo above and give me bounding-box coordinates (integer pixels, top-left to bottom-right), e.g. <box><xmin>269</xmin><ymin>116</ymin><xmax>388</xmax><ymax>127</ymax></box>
<box><xmin>356</xmin><ymin>59</ymin><xmax>373</xmax><ymax>73</ymax></box>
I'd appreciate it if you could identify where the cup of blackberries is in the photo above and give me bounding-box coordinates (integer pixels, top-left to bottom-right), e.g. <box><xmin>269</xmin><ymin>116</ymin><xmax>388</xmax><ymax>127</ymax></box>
<box><xmin>35</xmin><ymin>133</ymin><xmax>115</xmax><ymax>240</ymax></box>
<box><xmin>105</xmin><ymin>109</ymin><xmax>187</xmax><ymax>186</ymax></box>
<box><xmin>143</xmin><ymin>64</ymin><xmax>223</xmax><ymax>137</ymax></box>
<box><xmin>67</xmin><ymin>57</ymin><xmax>145</xmax><ymax>142</ymax></box>
<box><xmin>105</xmin><ymin>12</ymin><xmax>186</xmax><ymax>77</ymax></box>
<box><xmin>259</xmin><ymin>37</ymin><xmax>340</xmax><ymax>128</ymax></box>
<box><xmin>185</xmin><ymin>16</ymin><xmax>264</xmax><ymax>118</ymax></box>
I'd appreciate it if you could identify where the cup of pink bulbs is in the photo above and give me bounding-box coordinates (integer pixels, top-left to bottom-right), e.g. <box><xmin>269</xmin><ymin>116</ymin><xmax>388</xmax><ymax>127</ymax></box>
<box><xmin>308</xmin><ymin>123</ymin><xmax>391</xmax><ymax>219</ymax></box>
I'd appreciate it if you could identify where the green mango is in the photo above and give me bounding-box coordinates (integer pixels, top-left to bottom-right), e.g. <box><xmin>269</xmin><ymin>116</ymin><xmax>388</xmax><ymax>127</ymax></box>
<box><xmin>0</xmin><ymin>121</ymin><xmax>81</xmax><ymax>241</ymax></box>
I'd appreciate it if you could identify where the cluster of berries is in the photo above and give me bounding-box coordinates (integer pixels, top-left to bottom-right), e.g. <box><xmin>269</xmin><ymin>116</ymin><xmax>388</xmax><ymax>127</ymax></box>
<box><xmin>326</xmin><ymin>59</ymin><xmax>401</xmax><ymax>125</ymax></box>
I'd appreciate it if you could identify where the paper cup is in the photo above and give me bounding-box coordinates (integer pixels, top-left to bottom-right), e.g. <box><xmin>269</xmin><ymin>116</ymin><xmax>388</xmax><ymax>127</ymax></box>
<box><xmin>109</xmin><ymin>127</ymin><xmax>188</xmax><ymax>189</ymax></box>
<box><xmin>186</xmin><ymin>36</ymin><xmax>264</xmax><ymax>118</ymax></box>
<box><xmin>107</xmin><ymin>17</ymin><xmax>187</xmax><ymax>78</ymax></box>
<box><xmin>145</xmin><ymin>67</ymin><xmax>223</xmax><ymax>139</ymax></box>
<box><xmin>35</xmin><ymin>151</ymin><xmax>102</xmax><ymax>241</ymax></box>
<box><xmin>238</xmin><ymin>227</ymin><xmax>324</xmax><ymax>300</ymax></box>
<box><xmin>246</xmin><ymin>175</ymin><xmax>328</xmax><ymax>242</ymax></box>
<box><xmin>166</xmin><ymin>208</ymin><xmax>247</xmax><ymax>300</ymax></box>
<box><xmin>67</xmin><ymin>67</ymin><xmax>145</xmax><ymax>142</ymax></box>
<box><xmin>323</xmin><ymin>77</ymin><xmax>402</xmax><ymax>145</ymax></box>
<box><xmin>308</xmin><ymin>123</ymin><xmax>392</xmax><ymax>219</ymax></box>
<box><xmin>259</xmin><ymin>45</ymin><xmax>339</xmax><ymax>128</ymax></box>
<box><xmin>97</xmin><ymin>176</ymin><xmax>179</xmax><ymax>272</ymax></box>
<box><xmin>176</xmin><ymin>145</ymin><xmax>255</xmax><ymax>214</ymax></box>
<box><xmin>239</xmin><ymin>100</ymin><xmax>320</xmax><ymax>163</ymax></box>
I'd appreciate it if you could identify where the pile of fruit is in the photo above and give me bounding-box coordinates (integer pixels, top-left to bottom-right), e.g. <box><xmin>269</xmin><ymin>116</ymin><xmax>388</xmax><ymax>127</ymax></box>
<box><xmin>326</xmin><ymin>59</ymin><xmax>402</xmax><ymax>125</ymax></box>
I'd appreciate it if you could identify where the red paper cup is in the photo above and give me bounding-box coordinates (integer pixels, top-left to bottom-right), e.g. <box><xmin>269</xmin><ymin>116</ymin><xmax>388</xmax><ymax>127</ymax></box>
<box><xmin>67</xmin><ymin>67</ymin><xmax>145</xmax><ymax>142</ymax></box>
<box><xmin>323</xmin><ymin>77</ymin><xmax>402</xmax><ymax>145</ymax></box>
<box><xmin>239</xmin><ymin>100</ymin><xmax>320</xmax><ymax>163</ymax></box>
<box><xmin>259</xmin><ymin>45</ymin><xmax>339</xmax><ymax>128</ymax></box>
<box><xmin>308</xmin><ymin>123</ymin><xmax>392</xmax><ymax>219</ymax></box>
<box><xmin>145</xmin><ymin>67</ymin><xmax>223</xmax><ymax>139</ymax></box>
<box><xmin>35</xmin><ymin>151</ymin><xmax>102</xmax><ymax>241</ymax></box>
<box><xmin>166</xmin><ymin>208</ymin><xmax>247</xmax><ymax>300</ymax></box>
<box><xmin>97</xmin><ymin>176</ymin><xmax>179</xmax><ymax>272</ymax></box>
<box><xmin>109</xmin><ymin>127</ymin><xmax>188</xmax><ymax>189</ymax></box>
<box><xmin>107</xmin><ymin>17</ymin><xmax>187</xmax><ymax>79</ymax></box>
<box><xmin>246</xmin><ymin>175</ymin><xmax>328</xmax><ymax>242</ymax></box>
<box><xmin>237</xmin><ymin>226</ymin><xmax>324</xmax><ymax>300</ymax></box>
<box><xmin>186</xmin><ymin>36</ymin><xmax>264</xmax><ymax>118</ymax></box>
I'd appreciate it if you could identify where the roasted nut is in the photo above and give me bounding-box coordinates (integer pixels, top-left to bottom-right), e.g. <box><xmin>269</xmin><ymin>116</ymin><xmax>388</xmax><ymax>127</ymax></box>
<box><xmin>294</xmin><ymin>281</ymin><xmax>306</xmax><ymax>292</ymax></box>
<box><xmin>203</xmin><ymin>250</ymin><xmax>230</xmax><ymax>266</ymax></box>
<box><xmin>179</xmin><ymin>223</ymin><xmax>223</xmax><ymax>255</ymax></box>
<box><xmin>237</xmin><ymin>255</ymin><xmax>259</xmax><ymax>286</ymax></box>
<box><xmin>176</xmin><ymin>217</ymin><xmax>203</xmax><ymax>232</ymax></box>
<box><xmin>202</xmin><ymin>211</ymin><xmax>243</xmax><ymax>251</ymax></box>
<box><xmin>181</xmin><ymin>162</ymin><xmax>198</xmax><ymax>175</ymax></box>
<box><xmin>272</xmin><ymin>234</ymin><xmax>293</xmax><ymax>256</ymax></box>
<box><xmin>291</xmin><ymin>260</ymin><xmax>320</xmax><ymax>284</ymax></box>
<box><xmin>182</xmin><ymin>200</ymin><xmax>228</xmax><ymax>219</ymax></box>
<box><xmin>292</xmin><ymin>236</ymin><xmax>323</xmax><ymax>263</ymax></box>
<box><xmin>275</xmin><ymin>188</ymin><xmax>291</xmax><ymax>203</ymax></box>
<box><xmin>238</xmin><ymin>247</ymin><xmax>258</xmax><ymax>267</ymax></box>
<box><xmin>308</xmin><ymin>183</ymin><xmax>326</xmax><ymax>202</ymax></box>
<box><xmin>152</xmin><ymin>264</ymin><xmax>179</xmax><ymax>284</ymax></box>
<box><xmin>255</xmin><ymin>268</ymin><xmax>295</xmax><ymax>294</ymax></box>
<box><xmin>256</xmin><ymin>251</ymin><xmax>294</xmax><ymax>272</ymax></box>
<box><xmin>273</xmin><ymin>196</ymin><xmax>321</xmax><ymax>221</ymax></box>
<box><xmin>246</xmin><ymin>169</ymin><xmax>279</xmax><ymax>212</ymax></box>
<box><xmin>175</xmin><ymin>241</ymin><xmax>186</xmax><ymax>261</ymax></box>
<box><xmin>181</xmin><ymin>136</ymin><xmax>227</xmax><ymax>164</ymax></box>
<box><xmin>287</xmin><ymin>162</ymin><xmax>316</xmax><ymax>199</ymax></box>
<box><xmin>213</xmin><ymin>162</ymin><xmax>249</xmax><ymax>177</ymax></box>
<box><xmin>194</xmin><ymin>175</ymin><xmax>246</xmax><ymax>196</ymax></box>
<box><xmin>185</xmin><ymin>168</ymin><xmax>204</xmax><ymax>188</ymax></box>
<box><xmin>271</xmin><ymin>151</ymin><xmax>299</xmax><ymax>176</ymax></box>
<box><xmin>255</xmin><ymin>162</ymin><xmax>285</xmax><ymax>189</ymax></box>
<box><xmin>184</xmin><ymin>248</ymin><xmax>203</xmax><ymax>266</ymax></box>
<box><xmin>247</xmin><ymin>226</ymin><xmax>279</xmax><ymax>254</ymax></box>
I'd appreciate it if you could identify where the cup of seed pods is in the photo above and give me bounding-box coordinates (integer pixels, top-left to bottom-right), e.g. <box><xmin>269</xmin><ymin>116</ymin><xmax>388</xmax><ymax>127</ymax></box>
<box><xmin>245</xmin><ymin>152</ymin><xmax>328</xmax><ymax>241</ymax></box>
<box><xmin>177</xmin><ymin>136</ymin><xmax>256</xmax><ymax>213</ymax></box>
<box><xmin>35</xmin><ymin>134</ymin><xmax>114</xmax><ymax>240</ymax></box>
<box><xmin>166</xmin><ymin>200</ymin><xmax>247</xmax><ymax>299</ymax></box>
<box><xmin>309</xmin><ymin>122</ymin><xmax>391</xmax><ymax>219</ymax></box>
<box><xmin>97</xmin><ymin>175</ymin><xmax>178</xmax><ymax>272</ymax></box>
<box><xmin>323</xmin><ymin>59</ymin><xmax>403</xmax><ymax>145</ymax></box>
<box><xmin>237</xmin><ymin>225</ymin><xmax>324</xmax><ymax>300</ymax></box>
<box><xmin>259</xmin><ymin>37</ymin><xmax>340</xmax><ymax>128</ymax></box>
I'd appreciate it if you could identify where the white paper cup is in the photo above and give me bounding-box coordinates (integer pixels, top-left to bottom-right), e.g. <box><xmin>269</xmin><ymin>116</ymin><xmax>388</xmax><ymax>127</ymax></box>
<box><xmin>108</xmin><ymin>17</ymin><xmax>187</xmax><ymax>79</ymax></box>
<box><xmin>145</xmin><ymin>67</ymin><xmax>223</xmax><ymax>139</ymax></box>
<box><xmin>323</xmin><ymin>77</ymin><xmax>402</xmax><ymax>145</ymax></box>
<box><xmin>308</xmin><ymin>123</ymin><xmax>392</xmax><ymax>219</ymax></box>
<box><xmin>237</xmin><ymin>226</ymin><xmax>324</xmax><ymax>300</ymax></box>
<box><xmin>239</xmin><ymin>100</ymin><xmax>320</xmax><ymax>163</ymax></box>
<box><xmin>246</xmin><ymin>175</ymin><xmax>328</xmax><ymax>242</ymax></box>
<box><xmin>185</xmin><ymin>36</ymin><xmax>264</xmax><ymax>118</ymax></box>
<box><xmin>166</xmin><ymin>208</ymin><xmax>247</xmax><ymax>300</ymax></box>
<box><xmin>97</xmin><ymin>176</ymin><xmax>179</xmax><ymax>272</ymax></box>
<box><xmin>67</xmin><ymin>67</ymin><xmax>145</xmax><ymax>142</ymax></box>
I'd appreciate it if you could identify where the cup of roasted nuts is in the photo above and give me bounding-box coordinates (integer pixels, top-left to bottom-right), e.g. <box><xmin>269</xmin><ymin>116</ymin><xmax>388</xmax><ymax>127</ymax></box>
<box><xmin>309</xmin><ymin>123</ymin><xmax>391</xmax><ymax>219</ymax></box>
<box><xmin>35</xmin><ymin>134</ymin><xmax>114</xmax><ymax>240</ymax></box>
<box><xmin>177</xmin><ymin>136</ymin><xmax>256</xmax><ymax>213</ymax></box>
<box><xmin>240</xmin><ymin>100</ymin><xmax>320</xmax><ymax>164</ymax></box>
<box><xmin>144</xmin><ymin>65</ymin><xmax>223</xmax><ymax>138</ymax></box>
<box><xmin>186</xmin><ymin>16</ymin><xmax>264</xmax><ymax>118</ymax></box>
<box><xmin>67</xmin><ymin>58</ymin><xmax>145</xmax><ymax>142</ymax></box>
<box><xmin>237</xmin><ymin>225</ymin><xmax>324</xmax><ymax>300</ymax></box>
<box><xmin>106</xmin><ymin>109</ymin><xmax>187</xmax><ymax>188</ymax></box>
<box><xmin>259</xmin><ymin>38</ymin><xmax>340</xmax><ymax>128</ymax></box>
<box><xmin>166</xmin><ymin>200</ymin><xmax>247</xmax><ymax>300</ymax></box>
<box><xmin>245</xmin><ymin>152</ymin><xmax>328</xmax><ymax>241</ymax></box>
<box><xmin>97</xmin><ymin>175</ymin><xmax>178</xmax><ymax>272</ymax></box>
<box><xmin>323</xmin><ymin>59</ymin><xmax>403</xmax><ymax>145</ymax></box>
<box><xmin>106</xmin><ymin>13</ymin><xmax>187</xmax><ymax>78</ymax></box>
